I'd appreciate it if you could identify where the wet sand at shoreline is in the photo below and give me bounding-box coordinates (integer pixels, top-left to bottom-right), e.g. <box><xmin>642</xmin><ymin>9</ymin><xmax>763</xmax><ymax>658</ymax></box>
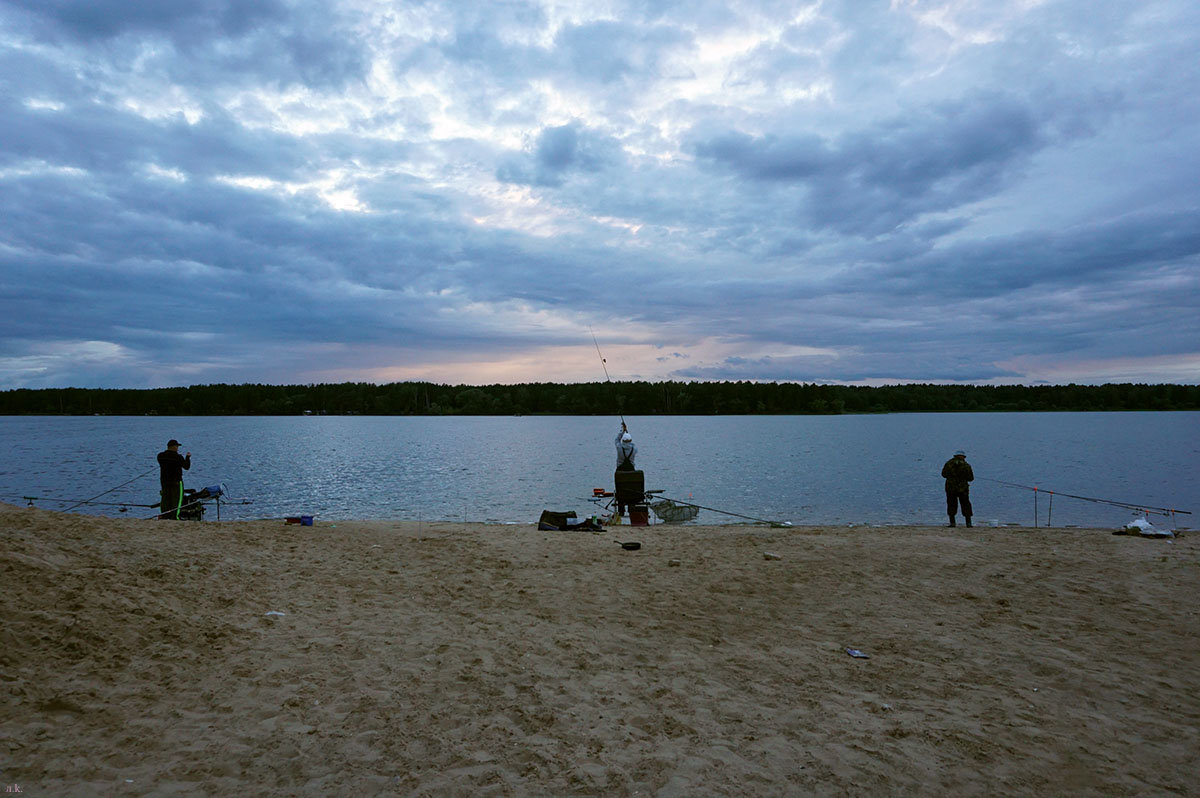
<box><xmin>2</xmin><ymin>503</ymin><xmax>1197</xmax><ymax>795</ymax></box>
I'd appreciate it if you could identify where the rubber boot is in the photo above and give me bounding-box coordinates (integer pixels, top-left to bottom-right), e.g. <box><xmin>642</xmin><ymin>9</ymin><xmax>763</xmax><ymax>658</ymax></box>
<box><xmin>965</xmin><ymin>517</ymin><xmax>973</xmax><ymax>528</ymax></box>
<box><xmin>948</xmin><ymin>516</ymin><xmax>956</xmax><ymax>527</ymax></box>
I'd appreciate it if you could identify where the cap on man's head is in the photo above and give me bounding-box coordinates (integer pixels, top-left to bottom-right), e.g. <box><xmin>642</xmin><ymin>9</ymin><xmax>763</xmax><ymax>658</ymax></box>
<box><xmin>954</xmin><ymin>449</ymin><xmax>966</xmax><ymax>457</ymax></box>
<box><xmin>622</xmin><ymin>433</ymin><xmax>633</xmax><ymax>442</ymax></box>
<box><xmin>167</xmin><ymin>439</ymin><xmax>181</xmax><ymax>447</ymax></box>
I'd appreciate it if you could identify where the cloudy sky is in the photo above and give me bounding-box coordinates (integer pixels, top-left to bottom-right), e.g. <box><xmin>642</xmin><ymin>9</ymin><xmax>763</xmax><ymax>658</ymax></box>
<box><xmin>2</xmin><ymin>0</ymin><xmax>1198</xmax><ymax>389</ymax></box>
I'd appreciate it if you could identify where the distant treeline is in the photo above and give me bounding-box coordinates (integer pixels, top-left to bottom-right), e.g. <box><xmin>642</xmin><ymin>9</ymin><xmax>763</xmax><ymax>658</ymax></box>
<box><xmin>1</xmin><ymin>381</ymin><xmax>1198</xmax><ymax>416</ymax></box>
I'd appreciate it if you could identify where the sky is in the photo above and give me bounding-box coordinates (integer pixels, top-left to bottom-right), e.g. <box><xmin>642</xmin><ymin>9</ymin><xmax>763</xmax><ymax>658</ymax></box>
<box><xmin>1</xmin><ymin>0</ymin><xmax>1198</xmax><ymax>389</ymax></box>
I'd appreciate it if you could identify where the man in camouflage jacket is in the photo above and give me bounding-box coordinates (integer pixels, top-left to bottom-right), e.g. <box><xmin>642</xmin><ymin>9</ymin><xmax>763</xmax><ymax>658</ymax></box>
<box><xmin>941</xmin><ymin>450</ymin><xmax>974</xmax><ymax>527</ymax></box>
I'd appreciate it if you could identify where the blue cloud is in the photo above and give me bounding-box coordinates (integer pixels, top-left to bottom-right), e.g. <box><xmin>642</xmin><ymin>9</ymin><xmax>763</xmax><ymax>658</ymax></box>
<box><xmin>0</xmin><ymin>0</ymin><xmax>1197</xmax><ymax>388</ymax></box>
<box><xmin>690</xmin><ymin>92</ymin><xmax>1053</xmax><ymax>236</ymax></box>
<box><xmin>497</xmin><ymin>122</ymin><xmax>623</xmax><ymax>187</ymax></box>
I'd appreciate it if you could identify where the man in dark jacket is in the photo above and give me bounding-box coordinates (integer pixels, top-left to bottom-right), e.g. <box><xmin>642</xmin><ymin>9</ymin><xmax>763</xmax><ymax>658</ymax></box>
<box><xmin>157</xmin><ymin>439</ymin><xmax>191</xmax><ymax>520</ymax></box>
<box><xmin>941</xmin><ymin>449</ymin><xmax>974</xmax><ymax>527</ymax></box>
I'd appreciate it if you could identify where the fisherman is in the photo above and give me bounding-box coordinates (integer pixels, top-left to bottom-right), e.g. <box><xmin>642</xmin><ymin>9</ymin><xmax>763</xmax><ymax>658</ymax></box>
<box><xmin>615</xmin><ymin>422</ymin><xmax>637</xmax><ymax>471</ymax></box>
<box><xmin>157</xmin><ymin>439</ymin><xmax>191</xmax><ymax>520</ymax></box>
<box><xmin>614</xmin><ymin>422</ymin><xmax>639</xmax><ymax>517</ymax></box>
<box><xmin>941</xmin><ymin>449</ymin><xmax>974</xmax><ymax>527</ymax></box>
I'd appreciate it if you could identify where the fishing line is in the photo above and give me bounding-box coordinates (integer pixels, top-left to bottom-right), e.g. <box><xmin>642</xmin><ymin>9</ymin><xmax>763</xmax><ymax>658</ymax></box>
<box><xmin>979</xmin><ymin>477</ymin><xmax>1190</xmax><ymax>524</ymax></box>
<box><xmin>589</xmin><ymin>326</ymin><xmax>624</xmax><ymax>423</ymax></box>
<box><xmin>656</xmin><ymin>494</ymin><xmax>791</xmax><ymax>527</ymax></box>
<box><xmin>6</xmin><ymin>482</ymin><xmax>252</xmax><ymax>520</ymax></box>
<box><xmin>586</xmin><ymin>332</ymin><xmax>784</xmax><ymax>527</ymax></box>
<box><xmin>64</xmin><ymin>466</ymin><xmax>158</xmax><ymax>512</ymax></box>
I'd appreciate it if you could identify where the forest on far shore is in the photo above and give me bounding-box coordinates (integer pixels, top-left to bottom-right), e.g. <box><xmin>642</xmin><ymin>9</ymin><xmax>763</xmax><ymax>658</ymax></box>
<box><xmin>1</xmin><ymin>381</ymin><xmax>1197</xmax><ymax>416</ymax></box>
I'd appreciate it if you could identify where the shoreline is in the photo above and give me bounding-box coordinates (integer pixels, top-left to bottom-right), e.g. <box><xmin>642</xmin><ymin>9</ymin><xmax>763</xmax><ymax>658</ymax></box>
<box><xmin>3</xmin><ymin>503</ymin><xmax>1197</xmax><ymax>794</ymax></box>
<box><xmin>11</xmin><ymin>503</ymin><xmax>1192</xmax><ymax>532</ymax></box>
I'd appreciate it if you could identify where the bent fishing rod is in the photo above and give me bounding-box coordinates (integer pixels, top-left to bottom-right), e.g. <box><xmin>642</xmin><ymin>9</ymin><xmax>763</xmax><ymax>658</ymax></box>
<box><xmin>589</xmin><ymin>326</ymin><xmax>624</xmax><ymax>424</ymax></box>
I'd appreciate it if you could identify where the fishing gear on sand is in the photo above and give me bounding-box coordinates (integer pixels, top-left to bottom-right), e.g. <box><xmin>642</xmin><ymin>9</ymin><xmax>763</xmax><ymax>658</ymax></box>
<box><xmin>10</xmin><ymin>472</ymin><xmax>251</xmax><ymax>521</ymax></box>
<box><xmin>979</xmin><ymin>477</ymin><xmax>1191</xmax><ymax>528</ymax></box>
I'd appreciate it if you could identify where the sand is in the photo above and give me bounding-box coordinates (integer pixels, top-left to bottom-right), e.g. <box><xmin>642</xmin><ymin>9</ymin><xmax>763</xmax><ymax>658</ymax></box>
<box><xmin>2</xmin><ymin>502</ymin><xmax>1198</xmax><ymax>796</ymax></box>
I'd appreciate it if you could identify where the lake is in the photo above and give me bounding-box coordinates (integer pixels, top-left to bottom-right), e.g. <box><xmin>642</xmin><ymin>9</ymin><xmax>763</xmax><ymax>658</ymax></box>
<box><xmin>0</xmin><ymin>413</ymin><xmax>1196</xmax><ymax>528</ymax></box>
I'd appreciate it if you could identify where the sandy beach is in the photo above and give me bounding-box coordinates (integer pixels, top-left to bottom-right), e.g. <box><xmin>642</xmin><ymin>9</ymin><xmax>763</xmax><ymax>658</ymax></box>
<box><xmin>2</xmin><ymin>502</ymin><xmax>1197</xmax><ymax>796</ymax></box>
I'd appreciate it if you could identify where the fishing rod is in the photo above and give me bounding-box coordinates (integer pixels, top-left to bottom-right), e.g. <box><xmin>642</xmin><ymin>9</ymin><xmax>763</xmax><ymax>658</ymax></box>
<box><xmin>8</xmin><ymin>491</ymin><xmax>251</xmax><ymax>517</ymax></box>
<box><xmin>979</xmin><ymin>477</ymin><xmax>1190</xmax><ymax>515</ymax></box>
<box><xmin>589</xmin><ymin>326</ymin><xmax>624</xmax><ymax>424</ymax></box>
<box><xmin>63</xmin><ymin>466</ymin><xmax>158</xmax><ymax>511</ymax></box>
<box><xmin>143</xmin><ymin>492</ymin><xmax>253</xmax><ymax>521</ymax></box>
<box><xmin>12</xmin><ymin>494</ymin><xmax>158</xmax><ymax>510</ymax></box>
<box><xmin>656</xmin><ymin>494</ymin><xmax>792</xmax><ymax>527</ymax></box>
<box><xmin>979</xmin><ymin>477</ymin><xmax>1190</xmax><ymax>527</ymax></box>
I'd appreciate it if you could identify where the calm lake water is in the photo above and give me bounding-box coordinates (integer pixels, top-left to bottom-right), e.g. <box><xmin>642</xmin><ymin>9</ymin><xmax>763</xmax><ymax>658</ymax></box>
<box><xmin>0</xmin><ymin>413</ymin><xmax>1196</xmax><ymax>528</ymax></box>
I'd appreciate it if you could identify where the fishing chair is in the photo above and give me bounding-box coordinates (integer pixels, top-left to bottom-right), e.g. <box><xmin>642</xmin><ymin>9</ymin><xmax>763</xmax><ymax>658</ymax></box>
<box><xmin>614</xmin><ymin>469</ymin><xmax>644</xmax><ymax>511</ymax></box>
<box><xmin>614</xmin><ymin>470</ymin><xmax>651</xmax><ymax>526</ymax></box>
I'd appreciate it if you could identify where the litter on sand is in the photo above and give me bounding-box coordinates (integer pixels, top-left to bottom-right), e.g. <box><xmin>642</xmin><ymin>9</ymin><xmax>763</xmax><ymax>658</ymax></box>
<box><xmin>615</xmin><ymin>540</ymin><xmax>641</xmax><ymax>550</ymax></box>
<box><xmin>264</xmin><ymin>611</ymin><xmax>286</xmax><ymax>617</ymax></box>
<box><xmin>845</xmin><ymin>648</ymin><xmax>870</xmax><ymax>659</ymax></box>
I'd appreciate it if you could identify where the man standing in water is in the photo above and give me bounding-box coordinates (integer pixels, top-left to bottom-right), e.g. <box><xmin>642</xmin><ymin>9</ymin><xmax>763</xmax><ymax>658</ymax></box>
<box><xmin>942</xmin><ymin>449</ymin><xmax>974</xmax><ymax>527</ymax></box>
<box><xmin>157</xmin><ymin>439</ymin><xmax>191</xmax><ymax>520</ymax></box>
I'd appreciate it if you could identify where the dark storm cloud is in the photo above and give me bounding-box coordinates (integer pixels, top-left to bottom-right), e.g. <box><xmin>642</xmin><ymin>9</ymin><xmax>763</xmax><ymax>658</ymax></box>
<box><xmin>898</xmin><ymin>210</ymin><xmax>1200</xmax><ymax>300</ymax></box>
<box><xmin>690</xmin><ymin>92</ymin><xmax>1049</xmax><ymax>236</ymax></box>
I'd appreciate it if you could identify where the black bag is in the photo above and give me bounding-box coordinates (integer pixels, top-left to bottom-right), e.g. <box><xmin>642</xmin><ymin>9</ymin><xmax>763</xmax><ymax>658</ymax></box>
<box><xmin>537</xmin><ymin>510</ymin><xmax>577</xmax><ymax>530</ymax></box>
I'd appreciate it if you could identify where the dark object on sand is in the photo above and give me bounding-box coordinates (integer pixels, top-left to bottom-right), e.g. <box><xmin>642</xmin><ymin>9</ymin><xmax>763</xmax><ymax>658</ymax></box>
<box><xmin>538</xmin><ymin>510</ymin><xmax>577</xmax><ymax>530</ymax></box>
<box><xmin>538</xmin><ymin>510</ymin><xmax>604</xmax><ymax>531</ymax></box>
<box><xmin>615</xmin><ymin>540</ymin><xmax>641</xmax><ymax>551</ymax></box>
